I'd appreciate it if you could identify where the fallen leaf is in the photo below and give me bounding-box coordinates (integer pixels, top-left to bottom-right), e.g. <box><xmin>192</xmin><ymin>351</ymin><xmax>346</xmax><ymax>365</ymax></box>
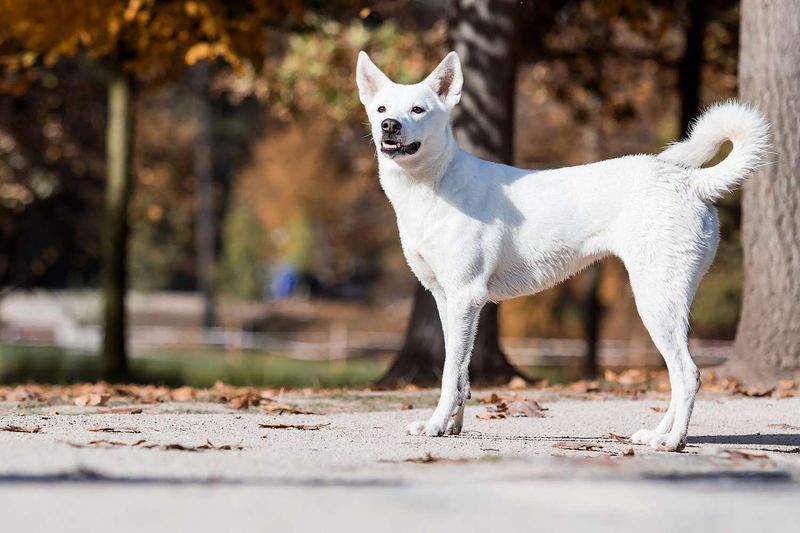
<box><xmin>479</xmin><ymin>393</ymin><xmax>501</xmax><ymax>404</ymax></box>
<box><xmin>622</xmin><ymin>447</ymin><xmax>635</xmax><ymax>456</ymax></box>
<box><xmin>768</xmin><ymin>423</ymin><xmax>800</xmax><ymax>431</ymax></box>
<box><xmin>508</xmin><ymin>376</ymin><xmax>528</xmax><ymax>389</ymax></box>
<box><xmin>650</xmin><ymin>405</ymin><xmax>668</xmax><ymax>413</ymax></box>
<box><xmin>775</xmin><ymin>390</ymin><xmax>795</xmax><ymax>399</ymax></box>
<box><xmin>1</xmin><ymin>424</ymin><xmax>42</xmax><ymax>433</ymax></box>
<box><xmin>170</xmin><ymin>386</ymin><xmax>196</xmax><ymax>401</ymax></box>
<box><xmin>735</xmin><ymin>386</ymin><xmax>775</xmax><ymax>398</ymax></box>
<box><xmin>228</xmin><ymin>396</ymin><xmax>251</xmax><ymax>410</ymax></box>
<box><xmin>73</xmin><ymin>393</ymin><xmax>110</xmax><ymax>407</ymax></box>
<box><xmin>88</xmin><ymin>427</ymin><xmax>141</xmax><ymax>434</ymax></box>
<box><xmin>476</xmin><ymin>412</ymin><xmax>506</xmax><ymax>420</ymax></box>
<box><xmin>506</xmin><ymin>400</ymin><xmax>546</xmax><ymax>418</ymax></box>
<box><xmin>400</xmin><ymin>403</ymin><xmax>414</xmax><ymax>410</ymax></box>
<box><xmin>96</xmin><ymin>407</ymin><xmax>143</xmax><ymax>414</ymax></box>
<box><xmin>607</xmin><ymin>432</ymin><xmax>631</xmax><ymax>443</ymax></box>
<box><xmin>724</xmin><ymin>449</ymin><xmax>769</xmax><ymax>460</ymax></box>
<box><xmin>552</xmin><ymin>441</ymin><xmax>603</xmax><ymax>451</ymax></box>
<box><xmin>67</xmin><ymin>439</ymin><xmax>128</xmax><ymax>448</ymax></box>
<box><xmin>258</xmin><ymin>402</ymin><xmax>314</xmax><ymax>415</ymax></box>
<box><xmin>405</xmin><ymin>453</ymin><xmax>440</xmax><ymax>463</ymax></box>
<box><xmin>5</xmin><ymin>388</ymin><xmax>35</xmax><ymax>402</ymax></box>
<box><xmin>258</xmin><ymin>423</ymin><xmax>330</xmax><ymax>431</ymax></box>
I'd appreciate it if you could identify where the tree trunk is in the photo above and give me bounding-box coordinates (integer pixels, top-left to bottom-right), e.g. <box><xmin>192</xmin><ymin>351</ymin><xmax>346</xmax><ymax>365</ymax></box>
<box><xmin>380</xmin><ymin>0</ymin><xmax>522</xmax><ymax>387</ymax></box>
<box><xmin>190</xmin><ymin>62</ymin><xmax>217</xmax><ymax>330</ymax></box>
<box><xmin>678</xmin><ymin>0</ymin><xmax>706</xmax><ymax>136</ymax></box>
<box><xmin>729</xmin><ymin>0</ymin><xmax>800</xmax><ymax>381</ymax></box>
<box><xmin>101</xmin><ymin>71</ymin><xmax>135</xmax><ymax>380</ymax></box>
<box><xmin>582</xmin><ymin>265</ymin><xmax>602</xmax><ymax>379</ymax></box>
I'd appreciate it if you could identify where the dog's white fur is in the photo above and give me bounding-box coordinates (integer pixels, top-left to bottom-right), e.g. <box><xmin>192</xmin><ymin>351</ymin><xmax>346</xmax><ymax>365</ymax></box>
<box><xmin>356</xmin><ymin>51</ymin><xmax>769</xmax><ymax>451</ymax></box>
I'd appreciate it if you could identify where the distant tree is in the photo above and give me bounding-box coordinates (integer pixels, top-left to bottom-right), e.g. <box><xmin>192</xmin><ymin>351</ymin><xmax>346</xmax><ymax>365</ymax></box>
<box><xmin>729</xmin><ymin>0</ymin><xmax>800</xmax><ymax>381</ymax></box>
<box><xmin>0</xmin><ymin>0</ymin><xmax>307</xmax><ymax>378</ymax></box>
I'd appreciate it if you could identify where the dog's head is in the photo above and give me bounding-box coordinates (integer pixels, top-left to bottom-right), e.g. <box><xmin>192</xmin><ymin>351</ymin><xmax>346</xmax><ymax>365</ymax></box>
<box><xmin>356</xmin><ymin>51</ymin><xmax>462</xmax><ymax>162</ymax></box>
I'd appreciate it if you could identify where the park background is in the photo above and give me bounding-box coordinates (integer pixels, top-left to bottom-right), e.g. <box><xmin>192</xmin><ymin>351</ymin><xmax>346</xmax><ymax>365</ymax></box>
<box><xmin>0</xmin><ymin>0</ymin><xmax>796</xmax><ymax>390</ymax></box>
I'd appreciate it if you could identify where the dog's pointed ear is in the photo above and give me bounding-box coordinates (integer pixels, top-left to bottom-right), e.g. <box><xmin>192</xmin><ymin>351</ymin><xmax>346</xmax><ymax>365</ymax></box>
<box><xmin>424</xmin><ymin>51</ymin><xmax>463</xmax><ymax>108</ymax></box>
<box><xmin>356</xmin><ymin>51</ymin><xmax>390</xmax><ymax>106</ymax></box>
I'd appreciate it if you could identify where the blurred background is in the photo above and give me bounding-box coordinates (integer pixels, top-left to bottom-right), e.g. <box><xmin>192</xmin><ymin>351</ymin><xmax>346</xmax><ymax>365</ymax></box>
<box><xmin>0</xmin><ymin>0</ymin><xmax>785</xmax><ymax>388</ymax></box>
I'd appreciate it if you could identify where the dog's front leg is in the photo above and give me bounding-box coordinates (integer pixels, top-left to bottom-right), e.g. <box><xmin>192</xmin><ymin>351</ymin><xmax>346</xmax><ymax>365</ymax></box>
<box><xmin>431</xmin><ymin>289</ymin><xmax>466</xmax><ymax>436</ymax></box>
<box><xmin>406</xmin><ymin>290</ymin><xmax>484</xmax><ymax>437</ymax></box>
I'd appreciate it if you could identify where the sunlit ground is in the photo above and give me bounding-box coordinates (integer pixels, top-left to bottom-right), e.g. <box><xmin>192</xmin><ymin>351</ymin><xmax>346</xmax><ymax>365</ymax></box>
<box><xmin>0</xmin><ymin>344</ymin><xmax>573</xmax><ymax>388</ymax></box>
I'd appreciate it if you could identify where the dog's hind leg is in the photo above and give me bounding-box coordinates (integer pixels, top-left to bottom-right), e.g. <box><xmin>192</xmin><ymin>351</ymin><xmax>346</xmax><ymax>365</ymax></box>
<box><xmin>625</xmin><ymin>244</ymin><xmax>713</xmax><ymax>451</ymax></box>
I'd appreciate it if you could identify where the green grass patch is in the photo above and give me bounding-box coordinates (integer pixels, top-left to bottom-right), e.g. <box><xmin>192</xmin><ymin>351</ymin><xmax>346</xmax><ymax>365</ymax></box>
<box><xmin>0</xmin><ymin>344</ymin><xmax>389</xmax><ymax>388</ymax></box>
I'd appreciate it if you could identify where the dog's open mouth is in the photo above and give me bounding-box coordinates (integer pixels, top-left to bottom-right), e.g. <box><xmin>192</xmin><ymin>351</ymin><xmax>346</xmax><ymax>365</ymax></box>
<box><xmin>380</xmin><ymin>139</ymin><xmax>421</xmax><ymax>156</ymax></box>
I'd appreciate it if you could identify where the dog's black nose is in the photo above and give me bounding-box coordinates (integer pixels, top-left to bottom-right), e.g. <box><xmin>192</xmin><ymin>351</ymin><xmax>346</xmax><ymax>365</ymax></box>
<box><xmin>381</xmin><ymin>119</ymin><xmax>401</xmax><ymax>134</ymax></box>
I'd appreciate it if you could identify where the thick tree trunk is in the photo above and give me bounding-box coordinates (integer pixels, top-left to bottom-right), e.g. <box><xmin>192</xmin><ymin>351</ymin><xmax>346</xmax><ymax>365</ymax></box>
<box><xmin>380</xmin><ymin>0</ymin><xmax>522</xmax><ymax>387</ymax></box>
<box><xmin>190</xmin><ymin>62</ymin><xmax>217</xmax><ymax>330</ymax></box>
<box><xmin>101</xmin><ymin>71</ymin><xmax>135</xmax><ymax>380</ymax></box>
<box><xmin>729</xmin><ymin>0</ymin><xmax>800</xmax><ymax>381</ymax></box>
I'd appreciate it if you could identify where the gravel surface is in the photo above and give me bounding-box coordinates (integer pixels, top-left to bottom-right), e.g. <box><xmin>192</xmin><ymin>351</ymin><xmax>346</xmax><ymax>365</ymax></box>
<box><xmin>1</xmin><ymin>392</ymin><xmax>799</xmax><ymax>532</ymax></box>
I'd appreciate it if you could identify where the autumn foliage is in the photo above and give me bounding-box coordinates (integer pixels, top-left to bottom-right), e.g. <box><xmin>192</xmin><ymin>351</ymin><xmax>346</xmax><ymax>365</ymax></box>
<box><xmin>0</xmin><ymin>0</ymin><xmax>307</xmax><ymax>84</ymax></box>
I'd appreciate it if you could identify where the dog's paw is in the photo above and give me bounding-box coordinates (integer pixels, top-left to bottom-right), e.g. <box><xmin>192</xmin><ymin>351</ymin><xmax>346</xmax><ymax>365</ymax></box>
<box><xmin>647</xmin><ymin>432</ymin><xmax>686</xmax><ymax>452</ymax></box>
<box><xmin>630</xmin><ymin>428</ymin><xmax>655</xmax><ymax>445</ymax></box>
<box><xmin>404</xmin><ymin>420</ymin><xmax>428</xmax><ymax>436</ymax></box>
<box><xmin>445</xmin><ymin>417</ymin><xmax>463</xmax><ymax>436</ymax></box>
<box><xmin>424</xmin><ymin>420</ymin><xmax>447</xmax><ymax>437</ymax></box>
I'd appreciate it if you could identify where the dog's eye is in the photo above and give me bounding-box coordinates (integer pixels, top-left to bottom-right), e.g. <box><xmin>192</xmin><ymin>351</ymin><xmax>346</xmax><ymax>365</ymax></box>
<box><xmin>411</xmin><ymin>106</ymin><xmax>425</xmax><ymax>114</ymax></box>
<box><xmin>377</xmin><ymin>105</ymin><xmax>386</xmax><ymax>113</ymax></box>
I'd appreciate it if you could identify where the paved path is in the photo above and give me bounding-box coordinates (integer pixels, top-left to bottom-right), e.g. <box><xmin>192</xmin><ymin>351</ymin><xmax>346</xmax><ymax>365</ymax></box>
<box><xmin>1</xmin><ymin>393</ymin><xmax>799</xmax><ymax>532</ymax></box>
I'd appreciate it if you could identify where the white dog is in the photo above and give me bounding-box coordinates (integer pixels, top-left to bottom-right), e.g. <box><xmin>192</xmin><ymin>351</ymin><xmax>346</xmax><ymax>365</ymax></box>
<box><xmin>356</xmin><ymin>51</ymin><xmax>768</xmax><ymax>451</ymax></box>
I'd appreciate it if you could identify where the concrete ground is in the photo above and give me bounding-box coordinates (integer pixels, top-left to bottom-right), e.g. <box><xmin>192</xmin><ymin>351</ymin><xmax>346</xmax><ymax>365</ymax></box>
<box><xmin>1</xmin><ymin>390</ymin><xmax>799</xmax><ymax>532</ymax></box>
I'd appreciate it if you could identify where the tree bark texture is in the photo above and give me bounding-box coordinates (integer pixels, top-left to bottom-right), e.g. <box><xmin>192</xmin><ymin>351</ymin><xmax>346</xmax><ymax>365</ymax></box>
<box><xmin>730</xmin><ymin>0</ymin><xmax>800</xmax><ymax>380</ymax></box>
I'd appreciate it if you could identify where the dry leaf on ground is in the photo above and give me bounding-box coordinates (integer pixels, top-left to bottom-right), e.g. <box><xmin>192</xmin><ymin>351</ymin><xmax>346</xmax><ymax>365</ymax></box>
<box><xmin>723</xmin><ymin>449</ymin><xmax>769</xmax><ymax>460</ymax></box>
<box><xmin>405</xmin><ymin>453</ymin><xmax>440</xmax><ymax>463</ymax></box>
<box><xmin>1</xmin><ymin>424</ymin><xmax>42</xmax><ymax>433</ymax></box>
<box><xmin>607</xmin><ymin>432</ymin><xmax>631</xmax><ymax>443</ymax></box>
<box><xmin>735</xmin><ymin>386</ymin><xmax>776</xmax><ymax>398</ymax></box>
<box><xmin>507</xmin><ymin>400</ymin><xmax>547</xmax><ymax>418</ymax></box>
<box><xmin>67</xmin><ymin>439</ymin><xmax>130</xmax><ymax>448</ymax></box>
<box><xmin>508</xmin><ymin>376</ymin><xmax>528</xmax><ymax>390</ymax></box>
<box><xmin>552</xmin><ymin>441</ymin><xmax>603</xmax><ymax>451</ymax></box>
<box><xmin>258</xmin><ymin>402</ymin><xmax>314</xmax><ymax>415</ymax></box>
<box><xmin>478</xmin><ymin>393</ymin><xmax>502</xmax><ymax>404</ymax></box>
<box><xmin>768</xmin><ymin>423</ymin><xmax>800</xmax><ymax>431</ymax></box>
<box><xmin>259</xmin><ymin>423</ymin><xmax>330</xmax><ymax>431</ymax></box>
<box><xmin>73</xmin><ymin>393</ymin><xmax>110</xmax><ymax>407</ymax></box>
<box><xmin>96</xmin><ymin>407</ymin><xmax>143</xmax><ymax>414</ymax></box>
<box><xmin>476</xmin><ymin>411</ymin><xmax>506</xmax><ymax>420</ymax></box>
<box><xmin>650</xmin><ymin>405</ymin><xmax>668</xmax><ymax>413</ymax></box>
<box><xmin>400</xmin><ymin>403</ymin><xmax>414</xmax><ymax>410</ymax></box>
<box><xmin>622</xmin><ymin>447</ymin><xmax>635</xmax><ymax>456</ymax></box>
<box><xmin>88</xmin><ymin>427</ymin><xmax>141</xmax><ymax>434</ymax></box>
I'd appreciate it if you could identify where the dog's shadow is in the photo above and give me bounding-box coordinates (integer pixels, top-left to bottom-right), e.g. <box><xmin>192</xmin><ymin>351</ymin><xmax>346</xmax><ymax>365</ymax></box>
<box><xmin>688</xmin><ymin>433</ymin><xmax>800</xmax><ymax>447</ymax></box>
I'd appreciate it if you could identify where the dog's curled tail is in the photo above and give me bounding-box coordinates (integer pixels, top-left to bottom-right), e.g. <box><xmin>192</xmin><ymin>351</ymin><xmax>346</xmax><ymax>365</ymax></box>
<box><xmin>658</xmin><ymin>101</ymin><xmax>770</xmax><ymax>202</ymax></box>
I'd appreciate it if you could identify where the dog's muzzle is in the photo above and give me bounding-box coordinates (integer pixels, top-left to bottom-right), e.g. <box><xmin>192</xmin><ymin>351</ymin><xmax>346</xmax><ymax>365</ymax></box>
<box><xmin>380</xmin><ymin>137</ymin><xmax>421</xmax><ymax>157</ymax></box>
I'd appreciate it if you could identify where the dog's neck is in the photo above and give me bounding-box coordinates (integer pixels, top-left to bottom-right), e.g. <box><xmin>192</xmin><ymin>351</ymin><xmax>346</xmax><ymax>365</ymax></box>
<box><xmin>377</xmin><ymin>126</ymin><xmax>460</xmax><ymax>187</ymax></box>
